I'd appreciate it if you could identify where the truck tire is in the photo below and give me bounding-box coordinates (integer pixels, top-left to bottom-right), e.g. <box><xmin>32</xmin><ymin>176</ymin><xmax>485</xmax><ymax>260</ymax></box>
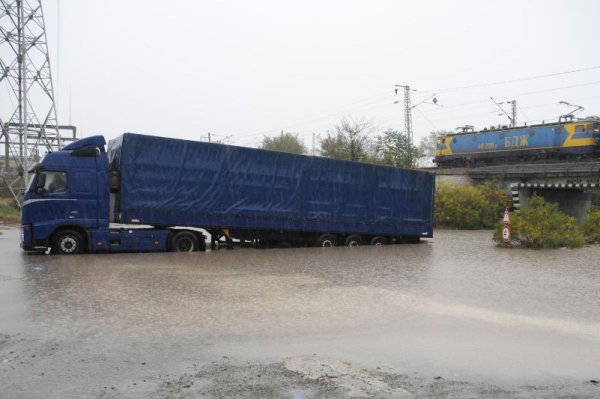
<box><xmin>52</xmin><ymin>229</ymin><xmax>84</xmax><ymax>255</ymax></box>
<box><xmin>317</xmin><ymin>234</ymin><xmax>336</xmax><ymax>248</ymax></box>
<box><xmin>170</xmin><ymin>231</ymin><xmax>199</xmax><ymax>252</ymax></box>
<box><xmin>370</xmin><ymin>236</ymin><xmax>387</xmax><ymax>246</ymax></box>
<box><xmin>344</xmin><ymin>235</ymin><xmax>362</xmax><ymax>247</ymax></box>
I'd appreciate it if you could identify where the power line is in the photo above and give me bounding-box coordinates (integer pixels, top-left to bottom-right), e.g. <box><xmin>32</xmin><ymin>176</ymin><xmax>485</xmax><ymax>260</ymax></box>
<box><xmin>242</xmin><ymin>78</ymin><xmax>600</xmax><ymax>142</ymax></box>
<box><xmin>415</xmin><ymin>108</ymin><xmax>438</xmax><ymax>131</ymax></box>
<box><xmin>517</xmin><ymin>103</ymin><xmax>531</xmax><ymax>124</ymax></box>
<box><xmin>413</xmin><ymin>79</ymin><xmax>600</xmax><ymax>116</ymax></box>
<box><xmin>234</xmin><ymin>70</ymin><xmax>600</xmax><ymax>145</ymax></box>
<box><xmin>425</xmin><ymin>65</ymin><xmax>600</xmax><ymax>93</ymax></box>
<box><xmin>520</xmin><ymin>95</ymin><xmax>600</xmax><ymax>111</ymax></box>
<box><xmin>236</xmin><ymin>90</ymin><xmax>393</xmax><ymax>140</ymax></box>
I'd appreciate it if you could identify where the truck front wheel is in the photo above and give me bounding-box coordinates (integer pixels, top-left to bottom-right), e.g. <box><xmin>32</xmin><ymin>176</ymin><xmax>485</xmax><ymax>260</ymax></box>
<box><xmin>52</xmin><ymin>230</ymin><xmax>84</xmax><ymax>255</ymax></box>
<box><xmin>170</xmin><ymin>231</ymin><xmax>199</xmax><ymax>252</ymax></box>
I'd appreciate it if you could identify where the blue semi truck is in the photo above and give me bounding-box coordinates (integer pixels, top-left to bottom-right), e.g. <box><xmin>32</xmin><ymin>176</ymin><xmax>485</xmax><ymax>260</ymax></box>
<box><xmin>21</xmin><ymin>133</ymin><xmax>435</xmax><ymax>254</ymax></box>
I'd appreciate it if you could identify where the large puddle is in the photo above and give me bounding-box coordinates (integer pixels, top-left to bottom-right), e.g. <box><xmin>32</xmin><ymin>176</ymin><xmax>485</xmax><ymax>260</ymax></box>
<box><xmin>1</xmin><ymin>228</ymin><xmax>599</xmax><ymax>386</ymax></box>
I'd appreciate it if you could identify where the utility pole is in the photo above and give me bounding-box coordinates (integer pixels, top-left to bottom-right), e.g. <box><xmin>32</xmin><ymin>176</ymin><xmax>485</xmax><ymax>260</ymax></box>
<box><xmin>491</xmin><ymin>98</ymin><xmax>517</xmax><ymax>128</ymax></box>
<box><xmin>394</xmin><ymin>85</ymin><xmax>413</xmax><ymax>146</ymax></box>
<box><xmin>0</xmin><ymin>0</ymin><xmax>65</xmax><ymax>205</ymax></box>
<box><xmin>507</xmin><ymin>100</ymin><xmax>517</xmax><ymax>128</ymax></box>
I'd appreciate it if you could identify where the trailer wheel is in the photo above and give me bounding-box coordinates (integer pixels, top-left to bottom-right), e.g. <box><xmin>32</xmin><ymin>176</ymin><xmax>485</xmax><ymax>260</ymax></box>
<box><xmin>370</xmin><ymin>236</ymin><xmax>387</xmax><ymax>246</ymax></box>
<box><xmin>345</xmin><ymin>235</ymin><xmax>363</xmax><ymax>247</ymax></box>
<box><xmin>317</xmin><ymin>234</ymin><xmax>336</xmax><ymax>248</ymax></box>
<box><xmin>170</xmin><ymin>231</ymin><xmax>199</xmax><ymax>252</ymax></box>
<box><xmin>52</xmin><ymin>229</ymin><xmax>84</xmax><ymax>255</ymax></box>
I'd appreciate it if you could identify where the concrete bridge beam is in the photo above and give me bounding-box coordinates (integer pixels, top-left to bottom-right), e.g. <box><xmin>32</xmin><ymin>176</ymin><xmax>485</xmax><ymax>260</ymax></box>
<box><xmin>510</xmin><ymin>183</ymin><xmax>594</xmax><ymax>222</ymax></box>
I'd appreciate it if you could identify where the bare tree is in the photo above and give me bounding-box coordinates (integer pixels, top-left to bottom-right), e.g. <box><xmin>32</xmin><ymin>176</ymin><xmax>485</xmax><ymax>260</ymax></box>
<box><xmin>320</xmin><ymin>117</ymin><xmax>375</xmax><ymax>162</ymax></box>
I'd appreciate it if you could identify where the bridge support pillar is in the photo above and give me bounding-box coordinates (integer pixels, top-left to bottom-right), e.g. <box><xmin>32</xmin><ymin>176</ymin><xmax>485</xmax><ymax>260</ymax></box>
<box><xmin>512</xmin><ymin>184</ymin><xmax>592</xmax><ymax>222</ymax></box>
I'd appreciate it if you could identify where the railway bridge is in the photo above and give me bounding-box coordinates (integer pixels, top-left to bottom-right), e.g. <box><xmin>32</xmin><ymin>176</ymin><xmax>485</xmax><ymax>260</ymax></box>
<box><xmin>432</xmin><ymin>161</ymin><xmax>600</xmax><ymax>221</ymax></box>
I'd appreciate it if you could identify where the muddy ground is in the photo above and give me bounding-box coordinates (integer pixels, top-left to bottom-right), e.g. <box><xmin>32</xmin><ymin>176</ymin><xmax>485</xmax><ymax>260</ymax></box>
<box><xmin>2</xmin><ymin>332</ymin><xmax>598</xmax><ymax>398</ymax></box>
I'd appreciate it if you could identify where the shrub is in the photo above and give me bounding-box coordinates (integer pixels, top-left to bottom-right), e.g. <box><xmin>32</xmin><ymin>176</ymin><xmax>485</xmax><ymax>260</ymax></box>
<box><xmin>493</xmin><ymin>195</ymin><xmax>585</xmax><ymax>248</ymax></box>
<box><xmin>435</xmin><ymin>182</ymin><xmax>511</xmax><ymax>229</ymax></box>
<box><xmin>582</xmin><ymin>206</ymin><xmax>600</xmax><ymax>244</ymax></box>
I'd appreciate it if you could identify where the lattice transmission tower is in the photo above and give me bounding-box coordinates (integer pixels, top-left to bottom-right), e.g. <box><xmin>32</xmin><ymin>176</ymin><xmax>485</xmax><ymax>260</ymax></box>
<box><xmin>1</xmin><ymin>0</ymin><xmax>65</xmax><ymax>205</ymax></box>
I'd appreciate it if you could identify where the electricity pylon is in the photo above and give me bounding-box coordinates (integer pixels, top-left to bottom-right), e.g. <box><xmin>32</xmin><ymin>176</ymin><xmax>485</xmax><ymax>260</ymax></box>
<box><xmin>1</xmin><ymin>0</ymin><xmax>63</xmax><ymax>205</ymax></box>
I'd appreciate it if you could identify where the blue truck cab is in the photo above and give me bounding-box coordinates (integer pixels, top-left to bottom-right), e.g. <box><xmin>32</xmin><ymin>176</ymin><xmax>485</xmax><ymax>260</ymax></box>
<box><xmin>22</xmin><ymin>136</ymin><xmax>109</xmax><ymax>252</ymax></box>
<box><xmin>21</xmin><ymin>136</ymin><xmax>179</xmax><ymax>254</ymax></box>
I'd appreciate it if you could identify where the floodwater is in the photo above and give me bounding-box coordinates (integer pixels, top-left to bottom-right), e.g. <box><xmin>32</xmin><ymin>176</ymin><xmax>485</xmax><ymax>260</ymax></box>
<box><xmin>1</xmin><ymin>227</ymin><xmax>599</xmax><ymax>396</ymax></box>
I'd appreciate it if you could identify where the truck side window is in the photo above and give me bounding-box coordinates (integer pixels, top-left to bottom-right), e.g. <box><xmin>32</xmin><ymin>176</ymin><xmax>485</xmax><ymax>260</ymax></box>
<box><xmin>41</xmin><ymin>171</ymin><xmax>68</xmax><ymax>193</ymax></box>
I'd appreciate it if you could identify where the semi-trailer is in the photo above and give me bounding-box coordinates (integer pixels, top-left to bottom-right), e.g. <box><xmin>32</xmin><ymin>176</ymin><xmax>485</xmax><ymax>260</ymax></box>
<box><xmin>21</xmin><ymin>133</ymin><xmax>435</xmax><ymax>254</ymax></box>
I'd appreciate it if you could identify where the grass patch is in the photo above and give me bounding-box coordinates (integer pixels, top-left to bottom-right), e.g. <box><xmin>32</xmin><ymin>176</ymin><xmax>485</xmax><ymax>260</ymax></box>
<box><xmin>0</xmin><ymin>198</ymin><xmax>20</xmax><ymax>225</ymax></box>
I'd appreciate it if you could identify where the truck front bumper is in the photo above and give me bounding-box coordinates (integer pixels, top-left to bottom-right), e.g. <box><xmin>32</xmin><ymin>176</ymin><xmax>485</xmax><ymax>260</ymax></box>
<box><xmin>20</xmin><ymin>224</ymin><xmax>45</xmax><ymax>251</ymax></box>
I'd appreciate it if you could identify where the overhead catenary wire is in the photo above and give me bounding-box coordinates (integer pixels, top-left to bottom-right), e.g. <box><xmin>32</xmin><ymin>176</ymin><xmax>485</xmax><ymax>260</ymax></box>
<box><xmin>415</xmin><ymin>108</ymin><xmax>438</xmax><ymax>132</ymax></box>
<box><xmin>237</xmin><ymin>91</ymin><xmax>443</xmax><ymax>142</ymax></box>
<box><xmin>235</xmin><ymin>90</ymin><xmax>395</xmax><ymax>141</ymax></box>
<box><xmin>383</xmin><ymin>92</ymin><xmax>600</xmax><ymax>128</ymax></box>
<box><xmin>231</xmin><ymin>66</ymin><xmax>600</xmax><ymax>146</ymax></box>
<box><xmin>399</xmin><ymin>79</ymin><xmax>600</xmax><ymax>124</ymax></box>
<box><xmin>236</xmin><ymin>78</ymin><xmax>600</xmax><ymax>146</ymax></box>
<box><xmin>517</xmin><ymin>103</ymin><xmax>531</xmax><ymax>124</ymax></box>
<box><xmin>316</xmin><ymin>79</ymin><xmax>600</xmax><ymax>134</ymax></box>
<box><xmin>421</xmin><ymin>65</ymin><xmax>600</xmax><ymax>93</ymax></box>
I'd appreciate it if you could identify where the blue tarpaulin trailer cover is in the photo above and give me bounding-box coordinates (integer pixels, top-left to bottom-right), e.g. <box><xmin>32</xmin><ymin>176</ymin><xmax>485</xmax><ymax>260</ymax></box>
<box><xmin>108</xmin><ymin>133</ymin><xmax>434</xmax><ymax>237</ymax></box>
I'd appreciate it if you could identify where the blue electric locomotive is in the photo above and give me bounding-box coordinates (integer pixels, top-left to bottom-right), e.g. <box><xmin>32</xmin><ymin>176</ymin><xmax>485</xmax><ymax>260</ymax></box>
<box><xmin>434</xmin><ymin>116</ymin><xmax>600</xmax><ymax>166</ymax></box>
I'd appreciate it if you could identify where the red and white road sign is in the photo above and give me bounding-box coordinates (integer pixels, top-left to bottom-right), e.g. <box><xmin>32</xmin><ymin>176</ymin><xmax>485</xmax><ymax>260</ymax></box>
<box><xmin>502</xmin><ymin>225</ymin><xmax>511</xmax><ymax>243</ymax></box>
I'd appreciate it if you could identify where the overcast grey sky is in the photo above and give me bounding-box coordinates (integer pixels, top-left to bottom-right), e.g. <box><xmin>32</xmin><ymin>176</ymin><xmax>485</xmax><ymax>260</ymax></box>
<box><xmin>42</xmin><ymin>0</ymin><xmax>600</xmax><ymax>148</ymax></box>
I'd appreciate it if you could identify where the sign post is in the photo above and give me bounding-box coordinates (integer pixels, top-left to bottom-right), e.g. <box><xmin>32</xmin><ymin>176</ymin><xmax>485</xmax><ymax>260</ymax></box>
<box><xmin>502</xmin><ymin>208</ymin><xmax>511</xmax><ymax>245</ymax></box>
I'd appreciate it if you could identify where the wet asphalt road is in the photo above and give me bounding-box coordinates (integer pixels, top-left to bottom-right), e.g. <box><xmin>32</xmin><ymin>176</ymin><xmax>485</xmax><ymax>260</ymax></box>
<box><xmin>1</xmin><ymin>226</ymin><xmax>599</xmax><ymax>398</ymax></box>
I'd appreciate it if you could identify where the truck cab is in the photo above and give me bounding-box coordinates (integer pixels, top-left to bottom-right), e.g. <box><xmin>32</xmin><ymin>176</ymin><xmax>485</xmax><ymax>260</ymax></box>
<box><xmin>21</xmin><ymin>136</ymin><xmax>110</xmax><ymax>253</ymax></box>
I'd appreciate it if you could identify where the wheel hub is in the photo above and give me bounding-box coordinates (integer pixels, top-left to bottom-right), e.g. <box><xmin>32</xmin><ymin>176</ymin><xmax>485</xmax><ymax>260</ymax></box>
<box><xmin>60</xmin><ymin>237</ymin><xmax>77</xmax><ymax>253</ymax></box>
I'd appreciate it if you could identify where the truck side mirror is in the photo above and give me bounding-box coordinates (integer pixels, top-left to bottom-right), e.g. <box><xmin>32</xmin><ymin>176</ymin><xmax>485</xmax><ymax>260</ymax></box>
<box><xmin>35</xmin><ymin>173</ymin><xmax>46</xmax><ymax>194</ymax></box>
